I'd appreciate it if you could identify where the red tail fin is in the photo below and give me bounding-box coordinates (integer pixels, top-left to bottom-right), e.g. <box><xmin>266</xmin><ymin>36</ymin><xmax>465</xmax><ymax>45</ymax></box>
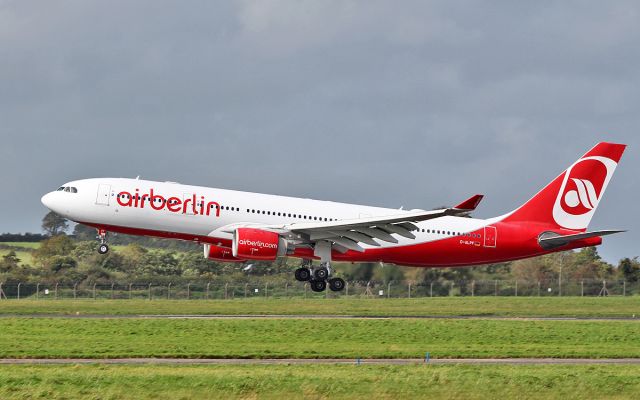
<box><xmin>503</xmin><ymin>142</ymin><xmax>626</xmax><ymax>231</ymax></box>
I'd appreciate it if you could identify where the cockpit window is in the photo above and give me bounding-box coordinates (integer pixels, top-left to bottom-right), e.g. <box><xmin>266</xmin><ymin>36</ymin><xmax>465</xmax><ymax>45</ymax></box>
<box><xmin>57</xmin><ymin>187</ymin><xmax>65</xmax><ymax>191</ymax></box>
<box><xmin>59</xmin><ymin>186</ymin><xmax>78</xmax><ymax>193</ymax></box>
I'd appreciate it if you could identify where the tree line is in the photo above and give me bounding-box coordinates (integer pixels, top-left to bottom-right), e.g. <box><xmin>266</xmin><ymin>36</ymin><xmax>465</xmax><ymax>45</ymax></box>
<box><xmin>0</xmin><ymin>212</ymin><xmax>638</xmax><ymax>287</ymax></box>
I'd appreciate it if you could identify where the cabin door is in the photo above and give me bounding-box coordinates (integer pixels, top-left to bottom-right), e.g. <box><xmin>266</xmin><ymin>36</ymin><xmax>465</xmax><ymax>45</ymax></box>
<box><xmin>96</xmin><ymin>184</ymin><xmax>111</xmax><ymax>206</ymax></box>
<box><xmin>484</xmin><ymin>226</ymin><xmax>497</xmax><ymax>248</ymax></box>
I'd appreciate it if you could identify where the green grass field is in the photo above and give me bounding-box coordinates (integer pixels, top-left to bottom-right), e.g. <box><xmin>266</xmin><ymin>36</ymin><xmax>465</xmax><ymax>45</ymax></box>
<box><xmin>0</xmin><ymin>364</ymin><xmax>638</xmax><ymax>400</ymax></box>
<box><xmin>0</xmin><ymin>242</ymin><xmax>41</xmax><ymax>249</ymax></box>
<box><xmin>0</xmin><ymin>249</ymin><xmax>34</xmax><ymax>265</ymax></box>
<box><xmin>0</xmin><ymin>297</ymin><xmax>638</xmax><ymax>317</ymax></box>
<box><xmin>0</xmin><ymin>241</ymin><xmax>37</xmax><ymax>265</ymax></box>
<box><xmin>2</xmin><ymin>317</ymin><xmax>639</xmax><ymax>359</ymax></box>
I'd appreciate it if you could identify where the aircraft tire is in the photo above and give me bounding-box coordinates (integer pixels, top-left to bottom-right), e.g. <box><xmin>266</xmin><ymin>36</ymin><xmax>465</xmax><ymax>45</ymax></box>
<box><xmin>310</xmin><ymin>280</ymin><xmax>327</xmax><ymax>292</ymax></box>
<box><xmin>328</xmin><ymin>277</ymin><xmax>345</xmax><ymax>292</ymax></box>
<box><xmin>313</xmin><ymin>267</ymin><xmax>329</xmax><ymax>280</ymax></box>
<box><xmin>98</xmin><ymin>244</ymin><xmax>109</xmax><ymax>254</ymax></box>
<box><xmin>294</xmin><ymin>267</ymin><xmax>311</xmax><ymax>282</ymax></box>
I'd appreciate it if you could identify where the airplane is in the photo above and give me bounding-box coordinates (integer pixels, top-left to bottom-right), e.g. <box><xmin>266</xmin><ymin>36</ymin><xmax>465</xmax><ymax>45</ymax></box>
<box><xmin>41</xmin><ymin>142</ymin><xmax>626</xmax><ymax>292</ymax></box>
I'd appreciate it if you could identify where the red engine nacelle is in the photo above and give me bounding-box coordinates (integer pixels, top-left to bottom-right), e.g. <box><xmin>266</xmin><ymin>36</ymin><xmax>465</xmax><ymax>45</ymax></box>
<box><xmin>232</xmin><ymin>228</ymin><xmax>288</xmax><ymax>261</ymax></box>
<box><xmin>204</xmin><ymin>244</ymin><xmax>245</xmax><ymax>263</ymax></box>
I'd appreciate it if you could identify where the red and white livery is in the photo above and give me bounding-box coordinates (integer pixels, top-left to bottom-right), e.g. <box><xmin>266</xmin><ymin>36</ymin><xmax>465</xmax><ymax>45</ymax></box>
<box><xmin>41</xmin><ymin>142</ymin><xmax>626</xmax><ymax>292</ymax></box>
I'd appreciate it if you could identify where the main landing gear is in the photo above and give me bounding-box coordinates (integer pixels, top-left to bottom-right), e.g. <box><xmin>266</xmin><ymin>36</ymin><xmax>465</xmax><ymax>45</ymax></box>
<box><xmin>97</xmin><ymin>229</ymin><xmax>109</xmax><ymax>254</ymax></box>
<box><xmin>295</xmin><ymin>261</ymin><xmax>345</xmax><ymax>292</ymax></box>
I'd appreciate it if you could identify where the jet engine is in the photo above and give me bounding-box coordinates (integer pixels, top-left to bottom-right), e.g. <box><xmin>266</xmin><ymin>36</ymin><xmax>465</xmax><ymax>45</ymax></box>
<box><xmin>203</xmin><ymin>244</ymin><xmax>245</xmax><ymax>263</ymax></box>
<box><xmin>232</xmin><ymin>228</ymin><xmax>289</xmax><ymax>261</ymax></box>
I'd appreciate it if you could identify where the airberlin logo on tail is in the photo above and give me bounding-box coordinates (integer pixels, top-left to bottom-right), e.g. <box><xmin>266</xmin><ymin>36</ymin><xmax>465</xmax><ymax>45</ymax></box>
<box><xmin>564</xmin><ymin>178</ymin><xmax>598</xmax><ymax>210</ymax></box>
<box><xmin>552</xmin><ymin>156</ymin><xmax>617</xmax><ymax>230</ymax></box>
<box><xmin>116</xmin><ymin>189</ymin><xmax>220</xmax><ymax>217</ymax></box>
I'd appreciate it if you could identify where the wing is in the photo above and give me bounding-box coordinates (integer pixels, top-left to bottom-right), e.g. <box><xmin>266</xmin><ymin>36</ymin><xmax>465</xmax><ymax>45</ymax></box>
<box><xmin>261</xmin><ymin>194</ymin><xmax>484</xmax><ymax>253</ymax></box>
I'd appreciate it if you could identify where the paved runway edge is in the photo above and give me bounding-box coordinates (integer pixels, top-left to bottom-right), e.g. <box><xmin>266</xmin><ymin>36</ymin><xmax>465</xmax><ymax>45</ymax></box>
<box><xmin>1</xmin><ymin>358</ymin><xmax>639</xmax><ymax>365</ymax></box>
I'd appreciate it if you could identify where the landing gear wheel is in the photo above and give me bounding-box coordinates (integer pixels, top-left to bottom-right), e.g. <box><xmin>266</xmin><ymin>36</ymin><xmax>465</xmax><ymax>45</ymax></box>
<box><xmin>313</xmin><ymin>267</ymin><xmax>329</xmax><ymax>280</ymax></box>
<box><xmin>294</xmin><ymin>267</ymin><xmax>312</xmax><ymax>282</ymax></box>
<box><xmin>310</xmin><ymin>280</ymin><xmax>327</xmax><ymax>292</ymax></box>
<box><xmin>98</xmin><ymin>244</ymin><xmax>109</xmax><ymax>254</ymax></box>
<box><xmin>328</xmin><ymin>277</ymin><xmax>346</xmax><ymax>292</ymax></box>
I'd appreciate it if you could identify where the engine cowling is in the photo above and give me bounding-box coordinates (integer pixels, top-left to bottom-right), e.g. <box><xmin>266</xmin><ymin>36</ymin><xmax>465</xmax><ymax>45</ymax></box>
<box><xmin>204</xmin><ymin>244</ymin><xmax>245</xmax><ymax>263</ymax></box>
<box><xmin>232</xmin><ymin>228</ymin><xmax>288</xmax><ymax>261</ymax></box>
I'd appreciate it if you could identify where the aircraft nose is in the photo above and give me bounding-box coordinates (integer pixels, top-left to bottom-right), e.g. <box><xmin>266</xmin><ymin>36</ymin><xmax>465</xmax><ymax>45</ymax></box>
<box><xmin>41</xmin><ymin>192</ymin><xmax>54</xmax><ymax>209</ymax></box>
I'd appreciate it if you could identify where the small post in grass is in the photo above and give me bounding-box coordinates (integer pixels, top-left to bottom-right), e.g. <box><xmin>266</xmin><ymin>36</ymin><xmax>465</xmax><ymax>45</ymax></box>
<box><xmin>425</xmin><ymin>352</ymin><xmax>430</xmax><ymax>363</ymax></box>
<box><xmin>356</xmin><ymin>358</ymin><xmax>361</xmax><ymax>366</ymax></box>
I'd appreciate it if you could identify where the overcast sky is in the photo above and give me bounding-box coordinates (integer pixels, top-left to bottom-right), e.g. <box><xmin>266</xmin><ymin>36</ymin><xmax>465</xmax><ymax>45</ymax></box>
<box><xmin>0</xmin><ymin>1</ymin><xmax>638</xmax><ymax>263</ymax></box>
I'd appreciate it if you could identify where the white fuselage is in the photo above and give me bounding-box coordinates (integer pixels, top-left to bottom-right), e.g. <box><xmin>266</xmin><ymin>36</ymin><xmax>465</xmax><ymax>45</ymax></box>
<box><xmin>42</xmin><ymin>178</ymin><xmax>491</xmax><ymax>250</ymax></box>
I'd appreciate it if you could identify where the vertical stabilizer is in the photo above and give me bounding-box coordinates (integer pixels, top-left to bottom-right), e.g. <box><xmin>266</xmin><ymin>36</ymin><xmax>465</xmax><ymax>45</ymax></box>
<box><xmin>503</xmin><ymin>142</ymin><xmax>626</xmax><ymax>231</ymax></box>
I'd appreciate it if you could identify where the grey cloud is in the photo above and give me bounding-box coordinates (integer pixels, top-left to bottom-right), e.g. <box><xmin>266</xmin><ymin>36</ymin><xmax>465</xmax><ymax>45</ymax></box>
<box><xmin>0</xmin><ymin>0</ymin><xmax>638</xmax><ymax>262</ymax></box>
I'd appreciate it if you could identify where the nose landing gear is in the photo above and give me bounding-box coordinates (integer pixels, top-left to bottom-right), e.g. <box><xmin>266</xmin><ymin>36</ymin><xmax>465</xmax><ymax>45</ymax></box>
<box><xmin>96</xmin><ymin>229</ymin><xmax>109</xmax><ymax>254</ymax></box>
<box><xmin>294</xmin><ymin>260</ymin><xmax>345</xmax><ymax>292</ymax></box>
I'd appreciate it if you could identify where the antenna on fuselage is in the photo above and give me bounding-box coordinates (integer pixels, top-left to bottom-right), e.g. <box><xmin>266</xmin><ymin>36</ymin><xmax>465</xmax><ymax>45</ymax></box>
<box><xmin>135</xmin><ymin>175</ymin><xmax>140</xmax><ymax>180</ymax></box>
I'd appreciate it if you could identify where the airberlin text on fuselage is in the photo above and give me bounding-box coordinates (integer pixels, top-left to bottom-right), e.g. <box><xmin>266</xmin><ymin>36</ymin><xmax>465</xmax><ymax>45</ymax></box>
<box><xmin>116</xmin><ymin>189</ymin><xmax>220</xmax><ymax>217</ymax></box>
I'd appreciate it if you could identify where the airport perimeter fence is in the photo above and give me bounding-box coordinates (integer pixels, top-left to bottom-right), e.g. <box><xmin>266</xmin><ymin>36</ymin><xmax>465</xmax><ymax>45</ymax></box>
<box><xmin>0</xmin><ymin>279</ymin><xmax>638</xmax><ymax>300</ymax></box>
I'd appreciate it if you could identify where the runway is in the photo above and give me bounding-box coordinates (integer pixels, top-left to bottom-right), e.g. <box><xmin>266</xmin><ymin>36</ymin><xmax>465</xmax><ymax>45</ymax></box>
<box><xmin>0</xmin><ymin>313</ymin><xmax>637</xmax><ymax>321</ymax></box>
<box><xmin>1</xmin><ymin>358</ymin><xmax>639</xmax><ymax>365</ymax></box>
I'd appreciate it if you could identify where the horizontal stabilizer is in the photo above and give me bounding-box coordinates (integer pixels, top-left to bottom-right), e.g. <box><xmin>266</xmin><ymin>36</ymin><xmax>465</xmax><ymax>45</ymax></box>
<box><xmin>538</xmin><ymin>230</ymin><xmax>625</xmax><ymax>249</ymax></box>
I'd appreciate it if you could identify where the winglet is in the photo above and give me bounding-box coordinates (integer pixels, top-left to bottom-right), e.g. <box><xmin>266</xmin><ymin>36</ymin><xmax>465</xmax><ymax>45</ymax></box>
<box><xmin>454</xmin><ymin>194</ymin><xmax>484</xmax><ymax>211</ymax></box>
